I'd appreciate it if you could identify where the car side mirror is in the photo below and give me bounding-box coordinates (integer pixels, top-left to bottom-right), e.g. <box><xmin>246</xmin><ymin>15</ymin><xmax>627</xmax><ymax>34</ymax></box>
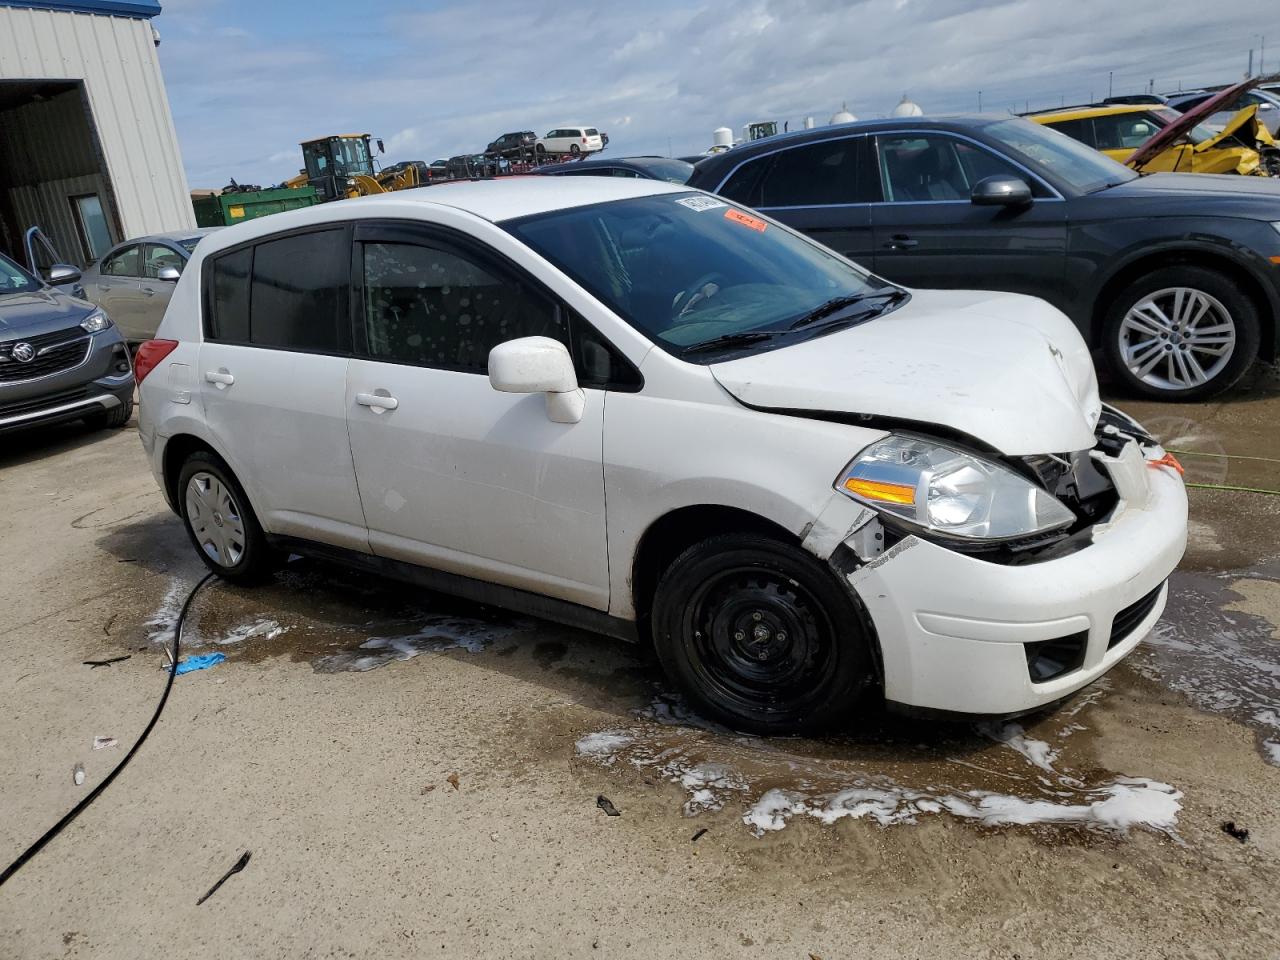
<box><xmin>488</xmin><ymin>336</ymin><xmax>584</xmax><ymax>424</ymax></box>
<box><xmin>157</xmin><ymin>265</ymin><xmax>181</xmax><ymax>281</ymax></box>
<box><xmin>971</xmin><ymin>176</ymin><xmax>1032</xmax><ymax>207</ymax></box>
<box><xmin>47</xmin><ymin>263</ymin><xmax>82</xmax><ymax>285</ymax></box>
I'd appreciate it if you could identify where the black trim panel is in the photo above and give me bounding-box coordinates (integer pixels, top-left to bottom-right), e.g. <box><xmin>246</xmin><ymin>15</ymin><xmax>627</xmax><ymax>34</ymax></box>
<box><xmin>266</xmin><ymin>534</ymin><xmax>640</xmax><ymax>644</ymax></box>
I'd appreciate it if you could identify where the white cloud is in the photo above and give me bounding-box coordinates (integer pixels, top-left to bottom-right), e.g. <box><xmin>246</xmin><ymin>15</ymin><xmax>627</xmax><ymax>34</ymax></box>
<box><xmin>158</xmin><ymin>0</ymin><xmax>1277</xmax><ymax>186</ymax></box>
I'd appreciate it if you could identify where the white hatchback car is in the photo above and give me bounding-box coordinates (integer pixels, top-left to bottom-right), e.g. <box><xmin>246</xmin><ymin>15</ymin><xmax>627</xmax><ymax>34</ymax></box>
<box><xmin>536</xmin><ymin>126</ymin><xmax>604</xmax><ymax>156</ymax></box>
<box><xmin>136</xmin><ymin>178</ymin><xmax>1187</xmax><ymax>734</ymax></box>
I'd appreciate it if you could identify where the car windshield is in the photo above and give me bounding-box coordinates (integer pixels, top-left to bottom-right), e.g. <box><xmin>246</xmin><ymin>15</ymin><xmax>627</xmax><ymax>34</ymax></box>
<box><xmin>505</xmin><ymin>193</ymin><xmax>896</xmax><ymax>360</ymax></box>
<box><xmin>0</xmin><ymin>252</ymin><xmax>41</xmax><ymax>295</ymax></box>
<box><xmin>631</xmin><ymin>158</ymin><xmax>696</xmax><ymax>184</ymax></box>
<box><xmin>983</xmin><ymin>117</ymin><xmax>1137</xmax><ymax>193</ymax></box>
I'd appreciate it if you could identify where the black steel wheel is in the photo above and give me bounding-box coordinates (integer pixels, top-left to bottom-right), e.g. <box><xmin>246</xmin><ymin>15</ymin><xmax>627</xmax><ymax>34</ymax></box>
<box><xmin>651</xmin><ymin>534</ymin><xmax>874</xmax><ymax>734</ymax></box>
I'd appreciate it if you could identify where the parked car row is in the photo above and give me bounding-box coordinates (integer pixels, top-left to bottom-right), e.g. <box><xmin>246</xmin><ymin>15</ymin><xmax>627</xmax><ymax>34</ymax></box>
<box><xmin>484</xmin><ymin>127</ymin><xmax>608</xmax><ymax>160</ymax></box>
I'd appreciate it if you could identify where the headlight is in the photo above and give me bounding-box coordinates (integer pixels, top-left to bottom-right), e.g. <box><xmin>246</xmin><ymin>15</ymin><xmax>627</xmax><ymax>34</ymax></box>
<box><xmin>80</xmin><ymin>310</ymin><xmax>112</xmax><ymax>333</ymax></box>
<box><xmin>835</xmin><ymin>436</ymin><xmax>1076</xmax><ymax>541</ymax></box>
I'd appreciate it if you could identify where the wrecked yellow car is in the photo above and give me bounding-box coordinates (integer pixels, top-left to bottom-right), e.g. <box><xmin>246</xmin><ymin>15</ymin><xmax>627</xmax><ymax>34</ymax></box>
<box><xmin>1029</xmin><ymin>103</ymin><xmax>1277</xmax><ymax>176</ymax></box>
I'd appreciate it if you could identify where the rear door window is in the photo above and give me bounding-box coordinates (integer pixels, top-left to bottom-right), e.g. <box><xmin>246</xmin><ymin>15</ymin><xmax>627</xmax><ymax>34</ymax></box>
<box><xmin>757</xmin><ymin>138</ymin><xmax>862</xmax><ymax>207</ymax></box>
<box><xmin>249</xmin><ymin>229</ymin><xmax>350</xmax><ymax>352</ymax></box>
<box><xmin>143</xmin><ymin>244</ymin><xmax>184</xmax><ymax>278</ymax></box>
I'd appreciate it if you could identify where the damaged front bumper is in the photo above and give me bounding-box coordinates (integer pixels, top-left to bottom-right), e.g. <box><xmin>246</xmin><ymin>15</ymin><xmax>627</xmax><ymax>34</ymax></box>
<box><xmin>807</xmin><ymin>439</ymin><xmax>1188</xmax><ymax>716</ymax></box>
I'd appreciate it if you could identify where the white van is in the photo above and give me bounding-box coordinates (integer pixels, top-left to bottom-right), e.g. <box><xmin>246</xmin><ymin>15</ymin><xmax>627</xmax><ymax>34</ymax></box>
<box><xmin>536</xmin><ymin>126</ymin><xmax>604</xmax><ymax>156</ymax></box>
<box><xmin>134</xmin><ymin>178</ymin><xmax>1187</xmax><ymax>734</ymax></box>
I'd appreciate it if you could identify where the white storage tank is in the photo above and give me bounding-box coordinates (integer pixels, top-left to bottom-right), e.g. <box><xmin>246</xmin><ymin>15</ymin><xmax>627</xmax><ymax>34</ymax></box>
<box><xmin>712</xmin><ymin>127</ymin><xmax>734</xmax><ymax>149</ymax></box>
<box><xmin>892</xmin><ymin>95</ymin><xmax>924</xmax><ymax>117</ymax></box>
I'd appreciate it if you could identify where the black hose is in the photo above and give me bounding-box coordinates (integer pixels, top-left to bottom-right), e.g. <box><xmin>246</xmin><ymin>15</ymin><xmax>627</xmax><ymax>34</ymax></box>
<box><xmin>0</xmin><ymin>572</ymin><xmax>217</xmax><ymax>888</ymax></box>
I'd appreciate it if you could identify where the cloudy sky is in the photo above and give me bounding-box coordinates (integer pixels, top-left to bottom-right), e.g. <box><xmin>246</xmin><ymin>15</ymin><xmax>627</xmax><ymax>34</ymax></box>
<box><xmin>156</xmin><ymin>0</ymin><xmax>1276</xmax><ymax>188</ymax></box>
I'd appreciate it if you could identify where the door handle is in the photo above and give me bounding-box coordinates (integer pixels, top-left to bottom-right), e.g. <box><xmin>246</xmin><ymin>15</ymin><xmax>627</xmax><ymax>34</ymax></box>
<box><xmin>141</xmin><ymin>287</ymin><xmax>156</xmax><ymax>296</ymax></box>
<box><xmin>204</xmin><ymin>370</ymin><xmax>235</xmax><ymax>388</ymax></box>
<box><xmin>884</xmin><ymin>235</ymin><xmax>919</xmax><ymax>250</ymax></box>
<box><xmin>356</xmin><ymin>391</ymin><xmax>399</xmax><ymax>412</ymax></box>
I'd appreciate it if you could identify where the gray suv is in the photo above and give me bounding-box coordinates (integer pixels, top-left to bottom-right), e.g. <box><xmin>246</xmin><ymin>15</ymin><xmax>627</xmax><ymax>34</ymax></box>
<box><xmin>0</xmin><ymin>251</ymin><xmax>134</xmax><ymax>434</ymax></box>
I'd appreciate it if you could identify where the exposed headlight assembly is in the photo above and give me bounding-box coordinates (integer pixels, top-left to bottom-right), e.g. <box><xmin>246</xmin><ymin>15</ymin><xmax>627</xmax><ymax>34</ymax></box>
<box><xmin>835</xmin><ymin>436</ymin><xmax>1076</xmax><ymax>541</ymax></box>
<box><xmin>80</xmin><ymin>310</ymin><xmax>112</xmax><ymax>333</ymax></box>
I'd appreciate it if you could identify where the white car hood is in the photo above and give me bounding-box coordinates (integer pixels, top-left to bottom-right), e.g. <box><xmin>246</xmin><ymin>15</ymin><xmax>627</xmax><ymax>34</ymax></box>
<box><xmin>709</xmin><ymin>289</ymin><xmax>1101</xmax><ymax>456</ymax></box>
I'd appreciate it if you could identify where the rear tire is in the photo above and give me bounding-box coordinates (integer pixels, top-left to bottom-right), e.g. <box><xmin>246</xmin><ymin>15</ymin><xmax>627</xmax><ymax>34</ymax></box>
<box><xmin>177</xmin><ymin>451</ymin><xmax>278</xmax><ymax>585</ymax></box>
<box><xmin>85</xmin><ymin>397</ymin><xmax>132</xmax><ymax>430</ymax></box>
<box><xmin>569</xmin><ymin>143</ymin><xmax>581</xmax><ymax>156</ymax></box>
<box><xmin>534</xmin><ymin>143</ymin><xmax>546</xmax><ymax>157</ymax></box>
<box><xmin>650</xmin><ymin>534</ymin><xmax>875</xmax><ymax>735</ymax></box>
<box><xmin>1102</xmin><ymin>265</ymin><xmax>1260</xmax><ymax>400</ymax></box>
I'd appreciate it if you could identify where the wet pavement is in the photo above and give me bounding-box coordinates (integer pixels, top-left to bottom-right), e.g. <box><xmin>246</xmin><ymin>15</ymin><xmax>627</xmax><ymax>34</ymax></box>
<box><xmin>1</xmin><ymin>363</ymin><xmax>1279</xmax><ymax>958</ymax></box>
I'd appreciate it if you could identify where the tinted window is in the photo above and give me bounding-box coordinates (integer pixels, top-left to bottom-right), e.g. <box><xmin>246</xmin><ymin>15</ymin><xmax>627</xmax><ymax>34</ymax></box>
<box><xmin>249</xmin><ymin>230</ymin><xmax>348</xmax><ymax>352</ymax></box>
<box><xmin>718</xmin><ymin>157</ymin><xmax>770</xmax><ymax>206</ymax></box>
<box><xmin>630</xmin><ymin>157</ymin><xmax>695</xmax><ymax>184</ymax></box>
<box><xmin>362</xmin><ymin>241</ymin><xmax>566</xmax><ymax>373</ymax></box>
<box><xmin>758</xmin><ymin>139</ymin><xmax>860</xmax><ymax>206</ymax></box>
<box><xmin>585</xmin><ymin>128</ymin><xmax>599</xmax><ymax>136</ymax></box>
<box><xmin>102</xmin><ymin>245</ymin><xmax>141</xmax><ymax>277</ymax></box>
<box><xmin>1045</xmin><ymin>118</ymin><xmax>1095</xmax><ymax>147</ymax></box>
<box><xmin>207</xmin><ymin>247</ymin><xmax>251</xmax><ymax>342</ymax></box>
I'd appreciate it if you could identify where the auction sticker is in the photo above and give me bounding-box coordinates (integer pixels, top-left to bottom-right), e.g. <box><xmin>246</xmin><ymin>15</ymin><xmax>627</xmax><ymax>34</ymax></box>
<box><xmin>725</xmin><ymin>208</ymin><xmax>768</xmax><ymax>232</ymax></box>
<box><xmin>675</xmin><ymin>196</ymin><xmax>727</xmax><ymax>212</ymax></box>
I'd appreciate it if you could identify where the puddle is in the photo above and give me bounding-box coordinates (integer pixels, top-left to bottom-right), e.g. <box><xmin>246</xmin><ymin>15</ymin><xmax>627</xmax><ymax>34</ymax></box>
<box><xmin>575</xmin><ymin>686</ymin><xmax>1183</xmax><ymax>838</ymax></box>
<box><xmin>312</xmin><ymin>616</ymin><xmax>517</xmax><ymax>672</ymax></box>
<box><xmin>1135</xmin><ymin>568</ymin><xmax>1280</xmax><ymax>767</ymax></box>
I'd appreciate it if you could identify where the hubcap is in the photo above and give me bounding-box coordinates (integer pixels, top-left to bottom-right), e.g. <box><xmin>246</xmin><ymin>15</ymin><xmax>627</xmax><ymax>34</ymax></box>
<box><xmin>1119</xmin><ymin>286</ymin><xmax>1236</xmax><ymax>391</ymax></box>
<box><xmin>684</xmin><ymin>567</ymin><xmax>836</xmax><ymax>716</ymax></box>
<box><xmin>185</xmin><ymin>472</ymin><xmax>246</xmax><ymax>567</ymax></box>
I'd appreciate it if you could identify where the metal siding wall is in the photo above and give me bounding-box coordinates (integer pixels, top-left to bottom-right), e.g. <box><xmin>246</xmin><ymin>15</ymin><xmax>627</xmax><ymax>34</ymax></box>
<box><xmin>12</xmin><ymin>172</ymin><xmax>108</xmax><ymax>265</ymax></box>
<box><xmin>0</xmin><ymin>5</ymin><xmax>195</xmax><ymax>238</ymax></box>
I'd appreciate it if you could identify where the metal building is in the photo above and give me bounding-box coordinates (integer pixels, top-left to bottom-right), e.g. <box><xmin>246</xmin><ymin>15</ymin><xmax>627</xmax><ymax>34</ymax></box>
<box><xmin>0</xmin><ymin>0</ymin><xmax>193</xmax><ymax>269</ymax></box>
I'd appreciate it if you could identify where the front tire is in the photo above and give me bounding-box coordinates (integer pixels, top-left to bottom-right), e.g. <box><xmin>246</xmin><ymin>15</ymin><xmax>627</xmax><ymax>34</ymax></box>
<box><xmin>177</xmin><ymin>451</ymin><xmax>277</xmax><ymax>584</ymax></box>
<box><xmin>569</xmin><ymin>143</ymin><xmax>581</xmax><ymax>156</ymax></box>
<box><xmin>650</xmin><ymin>534</ymin><xmax>875</xmax><ymax>735</ymax></box>
<box><xmin>1102</xmin><ymin>266</ymin><xmax>1260</xmax><ymax>400</ymax></box>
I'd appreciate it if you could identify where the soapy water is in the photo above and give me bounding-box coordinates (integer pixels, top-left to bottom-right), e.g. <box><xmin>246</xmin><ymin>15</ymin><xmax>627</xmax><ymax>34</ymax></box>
<box><xmin>576</xmin><ymin>686</ymin><xmax>1183</xmax><ymax>837</ymax></box>
<box><xmin>313</xmin><ymin>615</ymin><xmax>518</xmax><ymax>672</ymax></box>
<box><xmin>1135</xmin><ymin>569</ymin><xmax>1280</xmax><ymax>768</ymax></box>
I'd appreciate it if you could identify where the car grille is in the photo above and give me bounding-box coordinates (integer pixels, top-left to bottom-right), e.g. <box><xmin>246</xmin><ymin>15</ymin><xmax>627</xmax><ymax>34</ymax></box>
<box><xmin>0</xmin><ymin>385</ymin><xmax>90</xmax><ymax>418</ymax></box>
<box><xmin>1108</xmin><ymin>582</ymin><xmax>1165</xmax><ymax>649</ymax></box>
<box><xmin>0</xmin><ymin>326</ymin><xmax>91</xmax><ymax>382</ymax></box>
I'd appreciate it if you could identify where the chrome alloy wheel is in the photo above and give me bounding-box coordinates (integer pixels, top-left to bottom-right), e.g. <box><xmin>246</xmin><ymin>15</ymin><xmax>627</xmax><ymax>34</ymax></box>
<box><xmin>1119</xmin><ymin>286</ymin><xmax>1236</xmax><ymax>391</ymax></box>
<box><xmin>185</xmin><ymin>471</ymin><xmax>247</xmax><ymax>567</ymax></box>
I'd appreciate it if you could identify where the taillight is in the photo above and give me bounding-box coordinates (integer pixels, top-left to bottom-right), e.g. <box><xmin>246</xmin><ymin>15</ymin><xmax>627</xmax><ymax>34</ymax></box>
<box><xmin>134</xmin><ymin>339</ymin><xmax>179</xmax><ymax>384</ymax></box>
<box><xmin>581</xmin><ymin>137</ymin><xmax>587</xmax><ymax>143</ymax></box>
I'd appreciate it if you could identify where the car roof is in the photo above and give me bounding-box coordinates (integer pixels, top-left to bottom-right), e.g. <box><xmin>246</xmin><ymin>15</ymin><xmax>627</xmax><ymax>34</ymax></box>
<box><xmin>539</xmin><ymin>155</ymin><xmax>688</xmax><ymax>171</ymax></box>
<box><xmin>192</xmin><ymin>177</ymin><xmax>691</xmax><ymax>257</ymax></box>
<box><xmin>1029</xmin><ymin>104</ymin><xmax>1152</xmax><ymax>121</ymax></box>
<box><xmin>125</xmin><ymin>227</ymin><xmax>222</xmax><ymax>246</ymax></box>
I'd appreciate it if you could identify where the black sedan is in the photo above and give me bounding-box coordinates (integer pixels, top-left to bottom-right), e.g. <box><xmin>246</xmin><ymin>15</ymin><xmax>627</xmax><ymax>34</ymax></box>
<box><xmin>535</xmin><ymin>155</ymin><xmax>694</xmax><ymax>185</ymax></box>
<box><xmin>687</xmin><ymin>116</ymin><xmax>1280</xmax><ymax>399</ymax></box>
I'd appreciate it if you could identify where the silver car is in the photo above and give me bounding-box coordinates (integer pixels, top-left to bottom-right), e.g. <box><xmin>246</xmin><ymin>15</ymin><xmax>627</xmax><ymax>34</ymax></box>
<box><xmin>80</xmin><ymin>229</ymin><xmax>220</xmax><ymax>342</ymax></box>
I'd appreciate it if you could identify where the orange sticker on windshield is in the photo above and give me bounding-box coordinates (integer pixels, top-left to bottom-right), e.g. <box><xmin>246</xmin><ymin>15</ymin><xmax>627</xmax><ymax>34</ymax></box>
<box><xmin>725</xmin><ymin>208</ymin><xmax>767</xmax><ymax>232</ymax></box>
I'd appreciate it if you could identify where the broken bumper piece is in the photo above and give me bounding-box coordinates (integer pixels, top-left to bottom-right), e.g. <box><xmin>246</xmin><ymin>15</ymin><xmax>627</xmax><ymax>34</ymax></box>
<box><xmin>840</xmin><ymin>447</ymin><xmax>1188</xmax><ymax>716</ymax></box>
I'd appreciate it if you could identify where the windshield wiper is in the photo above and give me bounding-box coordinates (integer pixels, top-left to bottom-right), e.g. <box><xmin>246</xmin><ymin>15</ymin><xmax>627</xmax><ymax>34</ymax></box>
<box><xmin>680</xmin><ymin>330</ymin><xmax>781</xmax><ymax>356</ymax></box>
<box><xmin>788</xmin><ymin>290</ymin><xmax>908</xmax><ymax>331</ymax></box>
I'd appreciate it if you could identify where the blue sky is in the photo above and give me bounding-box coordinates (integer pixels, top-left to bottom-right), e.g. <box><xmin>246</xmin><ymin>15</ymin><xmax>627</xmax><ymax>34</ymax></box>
<box><xmin>155</xmin><ymin>0</ymin><xmax>1277</xmax><ymax>188</ymax></box>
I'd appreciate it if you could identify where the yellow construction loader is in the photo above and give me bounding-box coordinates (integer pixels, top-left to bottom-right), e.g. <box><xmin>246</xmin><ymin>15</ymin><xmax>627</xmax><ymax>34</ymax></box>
<box><xmin>287</xmin><ymin>134</ymin><xmax>423</xmax><ymax>201</ymax></box>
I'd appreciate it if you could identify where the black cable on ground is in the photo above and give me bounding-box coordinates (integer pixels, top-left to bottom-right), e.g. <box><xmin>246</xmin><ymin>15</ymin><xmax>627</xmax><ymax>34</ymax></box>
<box><xmin>0</xmin><ymin>571</ymin><xmax>217</xmax><ymax>889</ymax></box>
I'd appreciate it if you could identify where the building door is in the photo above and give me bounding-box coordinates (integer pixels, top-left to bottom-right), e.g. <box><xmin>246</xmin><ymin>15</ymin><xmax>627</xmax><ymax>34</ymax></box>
<box><xmin>70</xmin><ymin>194</ymin><xmax>112</xmax><ymax>263</ymax></box>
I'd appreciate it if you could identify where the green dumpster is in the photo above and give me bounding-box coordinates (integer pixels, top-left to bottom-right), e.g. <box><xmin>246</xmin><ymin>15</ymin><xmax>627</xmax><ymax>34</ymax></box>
<box><xmin>192</xmin><ymin>186</ymin><xmax>318</xmax><ymax>227</ymax></box>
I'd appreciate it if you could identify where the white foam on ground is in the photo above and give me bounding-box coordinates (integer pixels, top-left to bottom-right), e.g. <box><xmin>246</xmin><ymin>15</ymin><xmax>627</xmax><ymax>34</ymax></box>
<box><xmin>145</xmin><ymin>579</ymin><xmax>188</xmax><ymax>645</ymax></box>
<box><xmin>214</xmin><ymin>618</ymin><xmax>287</xmax><ymax>645</ymax></box>
<box><xmin>578</xmin><ymin>687</ymin><xmax>1183</xmax><ymax>838</ymax></box>
<box><xmin>316</xmin><ymin>615</ymin><xmax>515</xmax><ymax>672</ymax></box>
<box><xmin>575</xmin><ymin>731</ymin><xmax>634</xmax><ymax>762</ymax></box>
